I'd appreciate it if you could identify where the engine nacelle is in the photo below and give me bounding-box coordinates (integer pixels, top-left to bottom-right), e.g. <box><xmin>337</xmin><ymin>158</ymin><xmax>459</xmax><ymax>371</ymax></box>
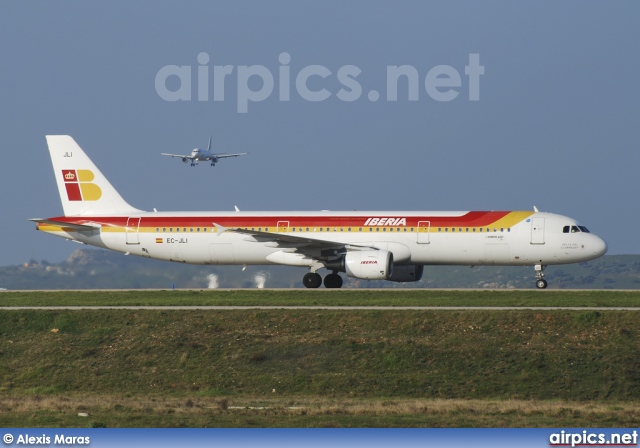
<box><xmin>388</xmin><ymin>264</ymin><xmax>424</xmax><ymax>282</ymax></box>
<box><xmin>344</xmin><ymin>250</ymin><xmax>393</xmax><ymax>280</ymax></box>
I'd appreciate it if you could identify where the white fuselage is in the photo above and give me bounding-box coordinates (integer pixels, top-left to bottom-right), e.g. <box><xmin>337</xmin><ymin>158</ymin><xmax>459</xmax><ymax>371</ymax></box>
<box><xmin>39</xmin><ymin>210</ymin><xmax>607</xmax><ymax>268</ymax></box>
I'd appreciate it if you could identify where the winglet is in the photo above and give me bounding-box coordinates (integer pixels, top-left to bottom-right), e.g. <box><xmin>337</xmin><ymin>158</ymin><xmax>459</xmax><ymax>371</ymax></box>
<box><xmin>533</xmin><ymin>206</ymin><xmax>539</xmax><ymax>213</ymax></box>
<box><xmin>213</xmin><ymin>223</ymin><xmax>227</xmax><ymax>235</ymax></box>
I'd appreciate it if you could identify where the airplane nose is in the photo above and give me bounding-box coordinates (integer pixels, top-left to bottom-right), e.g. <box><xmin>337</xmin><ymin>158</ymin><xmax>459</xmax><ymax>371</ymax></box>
<box><xmin>593</xmin><ymin>236</ymin><xmax>608</xmax><ymax>258</ymax></box>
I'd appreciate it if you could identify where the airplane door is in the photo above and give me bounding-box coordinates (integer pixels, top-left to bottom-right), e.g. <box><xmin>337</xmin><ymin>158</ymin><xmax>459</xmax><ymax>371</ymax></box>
<box><xmin>417</xmin><ymin>221</ymin><xmax>430</xmax><ymax>244</ymax></box>
<box><xmin>531</xmin><ymin>217</ymin><xmax>545</xmax><ymax>245</ymax></box>
<box><xmin>277</xmin><ymin>221</ymin><xmax>290</xmax><ymax>232</ymax></box>
<box><xmin>126</xmin><ymin>217</ymin><xmax>141</xmax><ymax>245</ymax></box>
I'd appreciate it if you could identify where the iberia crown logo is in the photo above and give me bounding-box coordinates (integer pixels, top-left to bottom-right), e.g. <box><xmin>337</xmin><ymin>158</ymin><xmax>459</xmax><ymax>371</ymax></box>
<box><xmin>61</xmin><ymin>169</ymin><xmax>102</xmax><ymax>201</ymax></box>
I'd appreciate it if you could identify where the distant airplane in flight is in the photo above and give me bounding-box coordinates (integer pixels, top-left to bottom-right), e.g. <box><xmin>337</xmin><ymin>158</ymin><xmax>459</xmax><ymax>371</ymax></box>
<box><xmin>161</xmin><ymin>136</ymin><xmax>247</xmax><ymax>166</ymax></box>
<box><xmin>32</xmin><ymin>136</ymin><xmax>608</xmax><ymax>289</ymax></box>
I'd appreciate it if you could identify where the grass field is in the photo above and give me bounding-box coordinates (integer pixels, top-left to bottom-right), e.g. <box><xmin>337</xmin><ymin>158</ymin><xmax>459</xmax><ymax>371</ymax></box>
<box><xmin>1</xmin><ymin>290</ymin><xmax>639</xmax><ymax>427</ymax></box>
<box><xmin>2</xmin><ymin>288</ymin><xmax>640</xmax><ymax>307</ymax></box>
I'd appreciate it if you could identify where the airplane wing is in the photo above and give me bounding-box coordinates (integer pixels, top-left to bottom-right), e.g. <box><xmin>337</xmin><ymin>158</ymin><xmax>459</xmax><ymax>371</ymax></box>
<box><xmin>213</xmin><ymin>223</ymin><xmax>375</xmax><ymax>255</ymax></box>
<box><xmin>213</xmin><ymin>152</ymin><xmax>248</xmax><ymax>159</ymax></box>
<box><xmin>161</xmin><ymin>153</ymin><xmax>196</xmax><ymax>159</ymax></box>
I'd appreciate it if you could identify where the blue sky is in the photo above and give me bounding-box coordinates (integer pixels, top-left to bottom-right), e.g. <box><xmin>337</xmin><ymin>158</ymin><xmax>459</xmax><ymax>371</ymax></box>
<box><xmin>1</xmin><ymin>1</ymin><xmax>638</xmax><ymax>266</ymax></box>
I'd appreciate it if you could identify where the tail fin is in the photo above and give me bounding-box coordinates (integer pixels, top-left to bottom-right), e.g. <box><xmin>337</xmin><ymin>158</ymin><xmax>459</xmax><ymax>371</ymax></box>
<box><xmin>46</xmin><ymin>135</ymin><xmax>142</xmax><ymax>216</ymax></box>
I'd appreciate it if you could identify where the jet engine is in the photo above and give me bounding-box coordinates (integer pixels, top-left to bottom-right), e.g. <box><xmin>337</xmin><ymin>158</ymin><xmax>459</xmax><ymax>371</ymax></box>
<box><xmin>324</xmin><ymin>250</ymin><xmax>393</xmax><ymax>280</ymax></box>
<box><xmin>388</xmin><ymin>265</ymin><xmax>424</xmax><ymax>282</ymax></box>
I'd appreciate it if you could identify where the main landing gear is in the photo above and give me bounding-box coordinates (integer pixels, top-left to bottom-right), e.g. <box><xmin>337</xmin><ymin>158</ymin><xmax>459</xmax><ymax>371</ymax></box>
<box><xmin>535</xmin><ymin>264</ymin><xmax>548</xmax><ymax>289</ymax></box>
<box><xmin>302</xmin><ymin>272</ymin><xmax>343</xmax><ymax>289</ymax></box>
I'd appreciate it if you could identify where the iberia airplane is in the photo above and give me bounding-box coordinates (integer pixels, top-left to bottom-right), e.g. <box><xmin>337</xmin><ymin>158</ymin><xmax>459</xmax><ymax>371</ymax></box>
<box><xmin>31</xmin><ymin>136</ymin><xmax>608</xmax><ymax>289</ymax></box>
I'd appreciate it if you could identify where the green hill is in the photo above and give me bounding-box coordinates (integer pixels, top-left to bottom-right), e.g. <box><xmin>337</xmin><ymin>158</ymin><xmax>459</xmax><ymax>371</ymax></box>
<box><xmin>1</xmin><ymin>249</ymin><xmax>639</xmax><ymax>289</ymax></box>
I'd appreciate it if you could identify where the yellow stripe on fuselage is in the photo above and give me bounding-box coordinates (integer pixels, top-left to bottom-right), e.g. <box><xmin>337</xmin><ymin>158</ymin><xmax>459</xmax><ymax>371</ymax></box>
<box><xmin>482</xmin><ymin>211</ymin><xmax>534</xmax><ymax>230</ymax></box>
<box><xmin>38</xmin><ymin>212</ymin><xmax>536</xmax><ymax>235</ymax></box>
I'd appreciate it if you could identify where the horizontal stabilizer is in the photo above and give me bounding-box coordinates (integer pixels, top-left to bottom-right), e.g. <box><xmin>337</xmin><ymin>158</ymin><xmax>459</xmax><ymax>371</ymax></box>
<box><xmin>29</xmin><ymin>218</ymin><xmax>101</xmax><ymax>231</ymax></box>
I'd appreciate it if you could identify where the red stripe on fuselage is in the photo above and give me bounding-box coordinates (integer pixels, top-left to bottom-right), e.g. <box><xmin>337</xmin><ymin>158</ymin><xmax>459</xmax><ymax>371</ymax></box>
<box><xmin>48</xmin><ymin>211</ymin><xmax>512</xmax><ymax>229</ymax></box>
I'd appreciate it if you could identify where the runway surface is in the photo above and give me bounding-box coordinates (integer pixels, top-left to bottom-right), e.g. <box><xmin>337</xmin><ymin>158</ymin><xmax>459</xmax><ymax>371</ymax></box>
<box><xmin>1</xmin><ymin>306</ymin><xmax>639</xmax><ymax>311</ymax></box>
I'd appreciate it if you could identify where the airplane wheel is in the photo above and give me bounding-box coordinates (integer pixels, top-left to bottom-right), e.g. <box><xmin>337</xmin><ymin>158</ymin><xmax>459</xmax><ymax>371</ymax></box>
<box><xmin>303</xmin><ymin>272</ymin><xmax>322</xmax><ymax>289</ymax></box>
<box><xmin>536</xmin><ymin>279</ymin><xmax>548</xmax><ymax>289</ymax></box>
<box><xmin>324</xmin><ymin>273</ymin><xmax>343</xmax><ymax>289</ymax></box>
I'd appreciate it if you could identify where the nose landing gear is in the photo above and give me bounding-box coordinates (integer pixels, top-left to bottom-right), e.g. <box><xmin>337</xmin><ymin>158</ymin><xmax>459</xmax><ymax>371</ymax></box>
<box><xmin>535</xmin><ymin>264</ymin><xmax>547</xmax><ymax>289</ymax></box>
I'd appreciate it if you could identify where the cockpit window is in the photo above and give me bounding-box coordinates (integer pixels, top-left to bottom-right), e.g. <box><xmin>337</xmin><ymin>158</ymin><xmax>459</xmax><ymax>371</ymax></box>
<box><xmin>563</xmin><ymin>225</ymin><xmax>590</xmax><ymax>233</ymax></box>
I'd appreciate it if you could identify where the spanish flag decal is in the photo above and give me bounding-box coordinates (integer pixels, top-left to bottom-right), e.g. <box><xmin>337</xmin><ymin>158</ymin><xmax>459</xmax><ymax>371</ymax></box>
<box><xmin>62</xmin><ymin>170</ymin><xmax>102</xmax><ymax>201</ymax></box>
<box><xmin>156</xmin><ymin>238</ymin><xmax>163</xmax><ymax>243</ymax></box>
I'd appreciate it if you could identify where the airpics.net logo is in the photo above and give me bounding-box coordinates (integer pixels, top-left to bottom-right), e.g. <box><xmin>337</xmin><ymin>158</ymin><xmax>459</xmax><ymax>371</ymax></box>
<box><xmin>155</xmin><ymin>52</ymin><xmax>484</xmax><ymax>113</ymax></box>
